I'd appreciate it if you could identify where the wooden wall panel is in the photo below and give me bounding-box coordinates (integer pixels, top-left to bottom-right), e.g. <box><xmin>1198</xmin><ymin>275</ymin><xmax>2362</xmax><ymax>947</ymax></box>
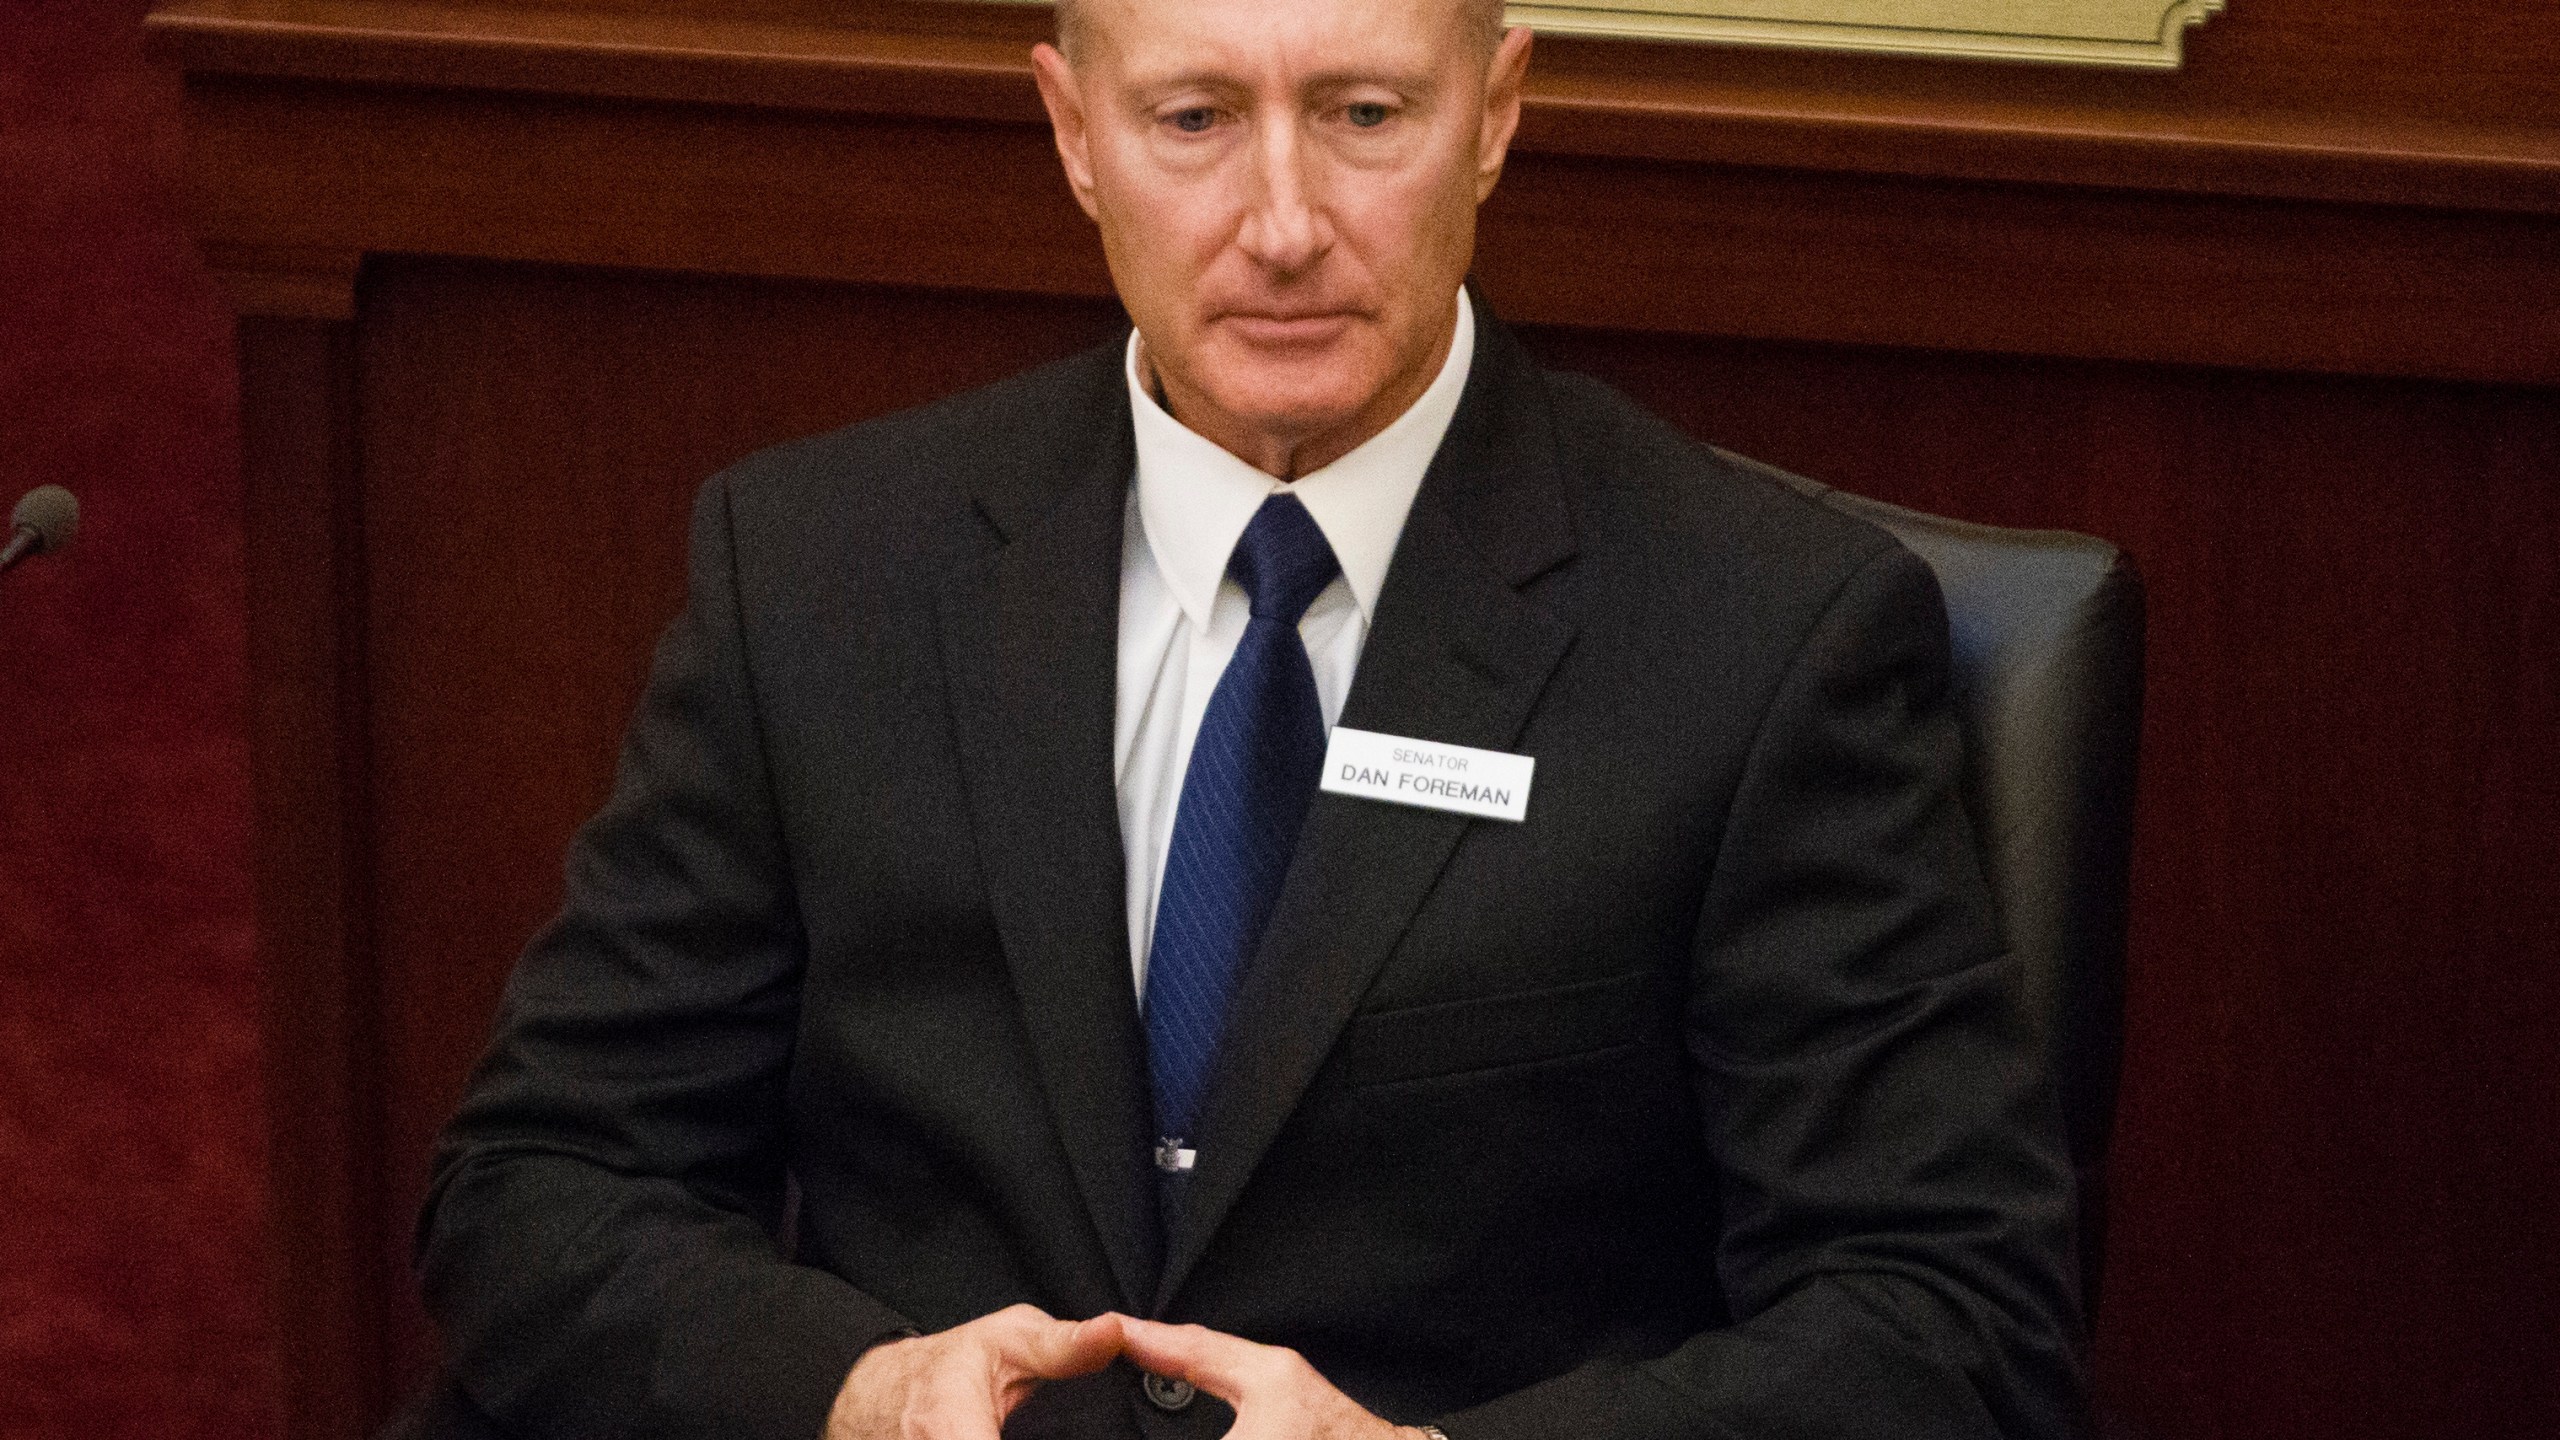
<box><xmin>1479</xmin><ymin>161</ymin><xmax>2560</xmax><ymax>384</ymax></box>
<box><xmin>150</xmin><ymin>0</ymin><xmax>2560</xmax><ymax>386</ymax></box>
<box><xmin>155</xmin><ymin>1</ymin><xmax>2560</xmax><ymax>1437</ymax></box>
<box><xmin>162</xmin><ymin>72</ymin><xmax>2560</xmax><ymax>385</ymax></box>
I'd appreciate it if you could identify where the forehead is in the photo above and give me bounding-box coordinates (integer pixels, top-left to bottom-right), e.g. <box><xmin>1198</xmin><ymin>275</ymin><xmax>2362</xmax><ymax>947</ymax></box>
<box><xmin>1077</xmin><ymin>0</ymin><xmax>1465</xmax><ymax>81</ymax></box>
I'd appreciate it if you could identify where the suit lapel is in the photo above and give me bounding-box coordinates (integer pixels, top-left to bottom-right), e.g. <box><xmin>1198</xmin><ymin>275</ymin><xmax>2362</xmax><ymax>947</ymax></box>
<box><xmin>936</xmin><ymin>351</ymin><xmax>1163</xmax><ymax>1312</ymax></box>
<box><xmin>1154</xmin><ymin>316</ymin><xmax>1579</xmax><ymax>1309</ymax></box>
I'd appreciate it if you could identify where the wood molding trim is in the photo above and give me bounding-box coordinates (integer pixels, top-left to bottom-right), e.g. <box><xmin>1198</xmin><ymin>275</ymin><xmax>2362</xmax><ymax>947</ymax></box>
<box><xmin>210</xmin><ymin>243</ymin><xmax>365</xmax><ymax>319</ymax></box>
<box><xmin>159</xmin><ymin>70</ymin><xmax>2560</xmax><ymax>385</ymax></box>
<box><xmin>145</xmin><ymin>0</ymin><xmax>2560</xmax><ymax>216</ymax></box>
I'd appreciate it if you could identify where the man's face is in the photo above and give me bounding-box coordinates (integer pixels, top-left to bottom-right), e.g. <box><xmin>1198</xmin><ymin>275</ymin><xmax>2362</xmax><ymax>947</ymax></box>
<box><xmin>1034</xmin><ymin>0</ymin><xmax>1530</xmax><ymax>476</ymax></box>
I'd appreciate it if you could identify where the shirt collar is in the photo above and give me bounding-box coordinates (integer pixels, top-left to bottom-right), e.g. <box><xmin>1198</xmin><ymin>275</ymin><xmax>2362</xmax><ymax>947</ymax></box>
<box><xmin>1127</xmin><ymin>288</ymin><xmax>1475</xmax><ymax>630</ymax></box>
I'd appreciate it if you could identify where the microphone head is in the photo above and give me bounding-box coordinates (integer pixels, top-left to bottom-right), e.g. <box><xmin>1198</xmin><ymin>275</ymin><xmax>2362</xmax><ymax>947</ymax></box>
<box><xmin>11</xmin><ymin>485</ymin><xmax>79</xmax><ymax>555</ymax></box>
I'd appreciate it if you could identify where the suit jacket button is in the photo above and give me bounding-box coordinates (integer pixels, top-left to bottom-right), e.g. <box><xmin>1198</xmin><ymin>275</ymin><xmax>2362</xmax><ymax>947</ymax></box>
<box><xmin>1142</xmin><ymin>1372</ymin><xmax>1197</xmax><ymax>1412</ymax></box>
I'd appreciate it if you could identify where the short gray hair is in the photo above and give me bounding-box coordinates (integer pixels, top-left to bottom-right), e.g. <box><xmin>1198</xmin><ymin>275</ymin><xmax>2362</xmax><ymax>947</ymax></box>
<box><xmin>1055</xmin><ymin>0</ymin><xmax>1508</xmax><ymax>64</ymax></box>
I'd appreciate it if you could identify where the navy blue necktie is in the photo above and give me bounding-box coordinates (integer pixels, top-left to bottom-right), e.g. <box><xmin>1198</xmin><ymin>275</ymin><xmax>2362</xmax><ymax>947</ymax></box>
<box><xmin>1144</xmin><ymin>492</ymin><xmax>1340</xmax><ymax>1176</ymax></box>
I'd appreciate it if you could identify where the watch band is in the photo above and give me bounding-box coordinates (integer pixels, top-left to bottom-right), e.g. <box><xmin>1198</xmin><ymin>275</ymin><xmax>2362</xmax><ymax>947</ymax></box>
<box><xmin>1417</xmin><ymin>1428</ymin><xmax>1452</xmax><ymax>1440</ymax></box>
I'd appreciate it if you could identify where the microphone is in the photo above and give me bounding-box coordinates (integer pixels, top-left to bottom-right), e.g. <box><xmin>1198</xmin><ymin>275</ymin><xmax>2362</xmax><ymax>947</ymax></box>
<box><xmin>2</xmin><ymin>485</ymin><xmax>80</xmax><ymax>576</ymax></box>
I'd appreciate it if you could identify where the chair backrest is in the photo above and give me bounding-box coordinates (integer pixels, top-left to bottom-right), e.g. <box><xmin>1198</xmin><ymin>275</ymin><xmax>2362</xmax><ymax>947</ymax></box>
<box><xmin>1720</xmin><ymin>450</ymin><xmax>2148</xmax><ymax>1317</ymax></box>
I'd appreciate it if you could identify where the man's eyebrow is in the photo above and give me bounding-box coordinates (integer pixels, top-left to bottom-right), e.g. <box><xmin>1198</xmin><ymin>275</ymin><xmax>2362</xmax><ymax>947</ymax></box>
<box><xmin>1302</xmin><ymin>67</ymin><xmax>1442</xmax><ymax>95</ymax></box>
<box><xmin>1122</xmin><ymin>67</ymin><xmax>1245</xmax><ymax>95</ymax></box>
<box><xmin>1119</xmin><ymin>65</ymin><xmax>1444</xmax><ymax>99</ymax></box>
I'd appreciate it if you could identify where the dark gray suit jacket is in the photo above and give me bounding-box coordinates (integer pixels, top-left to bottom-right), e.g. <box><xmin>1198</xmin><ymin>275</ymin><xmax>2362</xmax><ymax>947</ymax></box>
<box><xmin>418</xmin><ymin>314</ymin><xmax>2084</xmax><ymax>1440</ymax></box>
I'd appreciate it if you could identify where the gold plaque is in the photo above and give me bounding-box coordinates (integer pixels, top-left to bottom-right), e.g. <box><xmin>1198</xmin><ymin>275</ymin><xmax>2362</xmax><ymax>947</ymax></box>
<box><xmin>992</xmin><ymin>1</ymin><xmax>2225</xmax><ymax>69</ymax></box>
<box><xmin>1506</xmin><ymin>0</ymin><xmax>2224</xmax><ymax>67</ymax></box>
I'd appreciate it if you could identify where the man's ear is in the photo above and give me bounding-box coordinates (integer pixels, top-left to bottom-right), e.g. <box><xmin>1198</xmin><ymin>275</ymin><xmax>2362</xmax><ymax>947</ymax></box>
<box><xmin>1031</xmin><ymin>43</ymin><xmax>1102</xmax><ymax>223</ymax></box>
<box><xmin>1474</xmin><ymin>26</ymin><xmax>1534</xmax><ymax>203</ymax></box>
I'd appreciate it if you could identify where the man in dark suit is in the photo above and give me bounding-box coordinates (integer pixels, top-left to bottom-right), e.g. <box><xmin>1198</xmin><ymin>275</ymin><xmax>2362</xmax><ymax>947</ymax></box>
<box><xmin>417</xmin><ymin>1</ymin><xmax>2084</xmax><ymax>1437</ymax></box>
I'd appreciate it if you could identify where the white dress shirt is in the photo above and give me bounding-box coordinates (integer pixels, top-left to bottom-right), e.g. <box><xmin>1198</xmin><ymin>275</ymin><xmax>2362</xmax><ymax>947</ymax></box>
<box><xmin>1114</xmin><ymin>290</ymin><xmax>1476</xmax><ymax>1002</ymax></box>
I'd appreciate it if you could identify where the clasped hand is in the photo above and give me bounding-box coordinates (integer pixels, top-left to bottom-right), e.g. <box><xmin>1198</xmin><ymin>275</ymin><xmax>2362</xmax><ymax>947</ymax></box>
<box><xmin>823</xmin><ymin>1304</ymin><xmax>1427</xmax><ymax>1440</ymax></box>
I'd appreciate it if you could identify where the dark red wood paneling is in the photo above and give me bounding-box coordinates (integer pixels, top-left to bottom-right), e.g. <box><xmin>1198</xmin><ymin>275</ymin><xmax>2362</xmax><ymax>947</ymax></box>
<box><xmin>145</xmin><ymin>1</ymin><xmax>2560</xmax><ymax>1436</ymax></box>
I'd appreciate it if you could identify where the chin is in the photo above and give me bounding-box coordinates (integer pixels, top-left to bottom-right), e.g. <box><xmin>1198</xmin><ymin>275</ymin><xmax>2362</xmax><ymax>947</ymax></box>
<box><xmin>1212</xmin><ymin>385</ymin><xmax>1371</xmax><ymax>449</ymax></box>
<box><xmin>1198</xmin><ymin>346</ymin><xmax>1389</xmax><ymax>442</ymax></box>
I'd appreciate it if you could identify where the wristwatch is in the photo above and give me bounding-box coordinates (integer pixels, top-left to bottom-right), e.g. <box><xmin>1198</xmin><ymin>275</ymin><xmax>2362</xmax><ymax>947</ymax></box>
<box><xmin>1416</xmin><ymin>1428</ymin><xmax>1452</xmax><ymax>1440</ymax></box>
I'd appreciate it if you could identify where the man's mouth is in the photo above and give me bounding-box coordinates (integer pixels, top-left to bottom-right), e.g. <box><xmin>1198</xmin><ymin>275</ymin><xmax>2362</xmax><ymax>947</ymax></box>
<box><xmin>1220</xmin><ymin>310</ymin><xmax>1359</xmax><ymax>345</ymax></box>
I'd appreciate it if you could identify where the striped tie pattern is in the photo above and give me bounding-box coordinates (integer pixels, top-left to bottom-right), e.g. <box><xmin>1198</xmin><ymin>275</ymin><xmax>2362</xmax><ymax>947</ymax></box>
<box><xmin>1144</xmin><ymin>492</ymin><xmax>1340</xmax><ymax>1174</ymax></box>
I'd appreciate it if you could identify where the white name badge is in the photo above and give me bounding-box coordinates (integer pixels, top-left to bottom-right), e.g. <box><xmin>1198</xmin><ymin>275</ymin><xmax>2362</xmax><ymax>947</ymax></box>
<box><xmin>1319</xmin><ymin>727</ymin><xmax>1535</xmax><ymax>824</ymax></box>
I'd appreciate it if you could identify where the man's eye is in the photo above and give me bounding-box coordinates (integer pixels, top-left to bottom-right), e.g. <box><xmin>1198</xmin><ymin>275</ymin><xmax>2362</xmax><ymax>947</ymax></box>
<box><xmin>1345</xmin><ymin>102</ymin><xmax>1391</xmax><ymax>128</ymax></box>
<box><xmin>1167</xmin><ymin>107</ymin><xmax>1218</xmax><ymax>134</ymax></box>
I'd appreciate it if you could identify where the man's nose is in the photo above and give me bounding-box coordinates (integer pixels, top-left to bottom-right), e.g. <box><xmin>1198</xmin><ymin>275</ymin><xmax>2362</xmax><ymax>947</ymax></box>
<box><xmin>1234</xmin><ymin>119</ymin><xmax>1328</xmax><ymax>274</ymax></box>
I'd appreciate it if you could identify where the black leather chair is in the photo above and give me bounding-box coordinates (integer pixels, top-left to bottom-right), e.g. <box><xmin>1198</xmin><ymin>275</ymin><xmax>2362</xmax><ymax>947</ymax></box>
<box><xmin>1724</xmin><ymin>449</ymin><xmax>2148</xmax><ymax>1317</ymax></box>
